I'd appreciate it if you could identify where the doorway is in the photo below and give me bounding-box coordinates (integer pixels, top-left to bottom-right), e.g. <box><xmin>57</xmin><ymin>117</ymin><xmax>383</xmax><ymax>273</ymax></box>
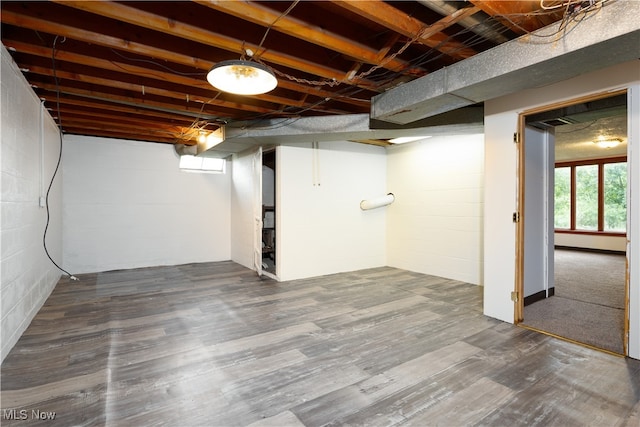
<box><xmin>516</xmin><ymin>91</ymin><xmax>629</xmax><ymax>355</ymax></box>
<box><xmin>261</xmin><ymin>149</ymin><xmax>276</xmax><ymax>276</ymax></box>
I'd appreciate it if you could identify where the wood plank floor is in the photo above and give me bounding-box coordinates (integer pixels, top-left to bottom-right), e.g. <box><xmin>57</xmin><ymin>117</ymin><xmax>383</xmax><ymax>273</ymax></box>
<box><xmin>1</xmin><ymin>261</ymin><xmax>639</xmax><ymax>426</ymax></box>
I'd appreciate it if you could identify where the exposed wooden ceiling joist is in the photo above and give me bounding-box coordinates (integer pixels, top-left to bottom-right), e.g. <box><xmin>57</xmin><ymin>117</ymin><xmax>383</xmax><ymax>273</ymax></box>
<box><xmin>330</xmin><ymin>0</ymin><xmax>479</xmax><ymax>59</ymax></box>
<box><xmin>49</xmin><ymin>0</ymin><xmax>380</xmax><ymax>90</ymax></box>
<box><xmin>1</xmin><ymin>1</ymin><xmax>569</xmax><ymax>146</ymax></box>
<box><xmin>4</xmin><ymin>39</ymin><xmax>368</xmax><ymax>114</ymax></box>
<box><xmin>194</xmin><ymin>0</ymin><xmax>419</xmax><ymax>74</ymax></box>
<box><xmin>468</xmin><ymin>0</ymin><xmax>563</xmax><ymax>35</ymax></box>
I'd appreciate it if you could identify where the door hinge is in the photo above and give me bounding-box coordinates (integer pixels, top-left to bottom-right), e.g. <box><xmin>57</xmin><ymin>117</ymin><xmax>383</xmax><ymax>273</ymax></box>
<box><xmin>513</xmin><ymin>132</ymin><xmax>520</xmax><ymax>144</ymax></box>
<box><xmin>511</xmin><ymin>291</ymin><xmax>519</xmax><ymax>302</ymax></box>
<box><xmin>513</xmin><ymin>212</ymin><xmax>520</xmax><ymax>223</ymax></box>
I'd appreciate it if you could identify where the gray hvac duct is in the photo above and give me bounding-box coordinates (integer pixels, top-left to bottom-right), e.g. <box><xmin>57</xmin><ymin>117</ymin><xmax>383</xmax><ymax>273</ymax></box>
<box><xmin>372</xmin><ymin>0</ymin><xmax>640</xmax><ymax>124</ymax></box>
<box><xmin>174</xmin><ymin>143</ymin><xmax>197</xmax><ymax>156</ymax></box>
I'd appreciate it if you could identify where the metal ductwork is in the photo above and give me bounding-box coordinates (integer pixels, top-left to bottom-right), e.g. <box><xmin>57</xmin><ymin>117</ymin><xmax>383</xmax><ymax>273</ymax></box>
<box><xmin>174</xmin><ymin>143</ymin><xmax>197</xmax><ymax>156</ymax></box>
<box><xmin>201</xmin><ymin>110</ymin><xmax>484</xmax><ymax>157</ymax></box>
<box><xmin>371</xmin><ymin>0</ymin><xmax>640</xmax><ymax>125</ymax></box>
<box><xmin>526</xmin><ymin>93</ymin><xmax>627</xmax><ymax>130</ymax></box>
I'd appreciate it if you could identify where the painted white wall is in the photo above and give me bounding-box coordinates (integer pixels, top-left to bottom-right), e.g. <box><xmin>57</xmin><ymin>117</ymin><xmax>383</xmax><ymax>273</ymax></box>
<box><xmin>1</xmin><ymin>45</ymin><xmax>62</xmax><ymax>362</ymax></box>
<box><xmin>554</xmin><ymin>233</ymin><xmax>627</xmax><ymax>252</ymax></box>
<box><xmin>386</xmin><ymin>135</ymin><xmax>484</xmax><ymax>285</ymax></box>
<box><xmin>484</xmin><ymin>109</ymin><xmax>519</xmax><ymax>322</ymax></box>
<box><xmin>484</xmin><ymin>60</ymin><xmax>640</xmax><ymax>359</ymax></box>
<box><xmin>278</xmin><ymin>141</ymin><xmax>387</xmax><ymax>281</ymax></box>
<box><xmin>62</xmin><ymin>136</ymin><xmax>231</xmax><ymax>274</ymax></box>
<box><xmin>523</xmin><ymin>126</ymin><xmax>551</xmax><ymax>298</ymax></box>
<box><xmin>230</xmin><ymin>148</ymin><xmax>257</xmax><ymax>270</ymax></box>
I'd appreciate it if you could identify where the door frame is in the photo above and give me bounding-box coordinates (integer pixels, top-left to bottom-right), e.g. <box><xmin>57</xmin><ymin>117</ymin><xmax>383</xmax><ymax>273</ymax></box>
<box><xmin>515</xmin><ymin>89</ymin><xmax>630</xmax><ymax>354</ymax></box>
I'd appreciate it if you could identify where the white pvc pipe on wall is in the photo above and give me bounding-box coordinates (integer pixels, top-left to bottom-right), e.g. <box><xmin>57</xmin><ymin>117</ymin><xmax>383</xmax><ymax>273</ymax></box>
<box><xmin>360</xmin><ymin>193</ymin><xmax>395</xmax><ymax>210</ymax></box>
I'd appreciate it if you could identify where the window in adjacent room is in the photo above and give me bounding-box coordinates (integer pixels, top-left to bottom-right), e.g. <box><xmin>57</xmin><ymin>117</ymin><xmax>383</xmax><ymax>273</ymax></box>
<box><xmin>554</xmin><ymin>166</ymin><xmax>571</xmax><ymax>229</ymax></box>
<box><xmin>554</xmin><ymin>157</ymin><xmax>626</xmax><ymax>234</ymax></box>
<box><xmin>603</xmin><ymin>161</ymin><xmax>627</xmax><ymax>232</ymax></box>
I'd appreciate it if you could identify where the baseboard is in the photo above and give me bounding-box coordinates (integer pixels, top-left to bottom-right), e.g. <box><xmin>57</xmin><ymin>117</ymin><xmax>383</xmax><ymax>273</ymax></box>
<box><xmin>524</xmin><ymin>287</ymin><xmax>554</xmax><ymax>306</ymax></box>
<box><xmin>555</xmin><ymin>245</ymin><xmax>626</xmax><ymax>255</ymax></box>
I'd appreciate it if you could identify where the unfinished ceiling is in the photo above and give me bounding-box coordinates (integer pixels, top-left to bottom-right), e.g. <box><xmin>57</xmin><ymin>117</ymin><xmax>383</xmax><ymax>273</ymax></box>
<box><xmin>527</xmin><ymin>92</ymin><xmax>628</xmax><ymax>162</ymax></box>
<box><xmin>1</xmin><ymin>0</ymin><xmax>575</xmax><ymax>146</ymax></box>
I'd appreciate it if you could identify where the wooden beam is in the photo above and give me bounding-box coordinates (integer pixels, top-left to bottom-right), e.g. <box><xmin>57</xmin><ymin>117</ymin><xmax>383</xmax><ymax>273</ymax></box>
<box><xmin>331</xmin><ymin>0</ymin><xmax>478</xmax><ymax>60</ymax></box>
<box><xmin>2</xmin><ymin>36</ymin><xmax>369</xmax><ymax>111</ymax></box>
<box><xmin>13</xmin><ymin>42</ymin><xmax>356</xmax><ymax>116</ymax></box>
<box><xmin>61</xmin><ymin>127</ymin><xmax>181</xmax><ymax>144</ymax></box>
<box><xmin>1</xmin><ymin>10</ymin><xmax>208</xmax><ymax>69</ymax></box>
<box><xmin>50</xmin><ymin>0</ymin><xmax>381</xmax><ymax>91</ymax></box>
<box><xmin>33</xmin><ymin>80</ymin><xmax>232</xmax><ymax>119</ymax></box>
<box><xmin>58</xmin><ymin>116</ymin><xmax>201</xmax><ymax>144</ymax></box>
<box><xmin>468</xmin><ymin>1</ymin><xmax>558</xmax><ymax>35</ymax></box>
<box><xmin>54</xmin><ymin>107</ymin><xmax>187</xmax><ymax>131</ymax></box>
<box><xmin>40</xmin><ymin>93</ymin><xmax>202</xmax><ymax>123</ymax></box>
<box><xmin>194</xmin><ymin>0</ymin><xmax>422</xmax><ymax>75</ymax></box>
<box><xmin>25</xmin><ymin>64</ymin><xmax>277</xmax><ymax>114</ymax></box>
<box><xmin>58</xmin><ymin>116</ymin><xmax>181</xmax><ymax>137</ymax></box>
<box><xmin>419</xmin><ymin>5</ymin><xmax>482</xmax><ymax>40</ymax></box>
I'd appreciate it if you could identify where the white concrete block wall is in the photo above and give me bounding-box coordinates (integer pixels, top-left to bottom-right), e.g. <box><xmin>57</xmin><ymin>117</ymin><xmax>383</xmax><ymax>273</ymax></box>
<box><xmin>278</xmin><ymin>141</ymin><xmax>387</xmax><ymax>281</ymax></box>
<box><xmin>62</xmin><ymin>135</ymin><xmax>231</xmax><ymax>274</ymax></box>
<box><xmin>1</xmin><ymin>45</ymin><xmax>62</xmax><ymax>362</ymax></box>
<box><xmin>386</xmin><ymin>135</ymin><xmax>485</xmax><ymax>284</ymax></box>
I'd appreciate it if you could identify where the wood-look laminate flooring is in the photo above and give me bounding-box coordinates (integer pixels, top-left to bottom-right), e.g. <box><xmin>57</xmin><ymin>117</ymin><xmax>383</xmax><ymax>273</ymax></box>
<box><xmin>2</xmin><ymin>261</ymin><xmax>639</xmax><ymax>426</ymax></box>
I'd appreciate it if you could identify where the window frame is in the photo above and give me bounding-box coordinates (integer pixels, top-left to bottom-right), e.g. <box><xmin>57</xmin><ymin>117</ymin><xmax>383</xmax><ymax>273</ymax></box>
<box><xmin>554</xmin><ymin>155</ymin><xmax>627</xmax><ymax>236</ymax></box>
<box><xmin>179</xmin><ymin>155</ymin><xmax>226</xmax><ymax>174</ymax></box>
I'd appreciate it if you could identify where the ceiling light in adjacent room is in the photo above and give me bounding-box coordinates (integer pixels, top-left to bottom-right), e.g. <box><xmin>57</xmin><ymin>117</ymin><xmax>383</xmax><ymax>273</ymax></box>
<box><xmin>207</xmin><ymin>60</ymin><xmax>277</xmax><ymax>95</ymax></box>
<box><xmin>593</xmin><ymin>136</ymin><xmax>622</xmax><ymax>149</ymax></box>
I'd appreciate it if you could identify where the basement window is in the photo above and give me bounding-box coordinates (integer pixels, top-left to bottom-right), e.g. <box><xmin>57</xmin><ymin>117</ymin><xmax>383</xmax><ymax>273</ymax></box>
<box><xmin>179</xmin><ymin>155</ymin><xmax>225</xmax><ymax>174</ymax></box>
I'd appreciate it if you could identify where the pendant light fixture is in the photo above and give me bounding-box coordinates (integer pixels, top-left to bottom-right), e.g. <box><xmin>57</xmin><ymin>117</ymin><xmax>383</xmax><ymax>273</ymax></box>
<box><xmin>207</xmin><ymin>60</ymin><xmax>278</xmax><ymax>96</ymax></box>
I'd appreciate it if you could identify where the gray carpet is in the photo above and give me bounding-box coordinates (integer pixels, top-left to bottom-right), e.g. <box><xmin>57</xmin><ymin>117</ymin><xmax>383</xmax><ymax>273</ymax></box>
<box><xmin>522</xmin><ymin>248</ymin><xmax>626</xmax><ymax>355</ymax></box>
<box><xmin>554</xmin><ymin>249</ymin><xmax>626</xmax><ymax>309</ymax></box>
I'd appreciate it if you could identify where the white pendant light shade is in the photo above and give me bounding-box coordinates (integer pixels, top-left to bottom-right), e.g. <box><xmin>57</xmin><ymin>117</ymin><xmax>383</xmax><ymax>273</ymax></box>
<box><xmin>207</xmin><ymin>60</ymin><xmax>277</xmax><ymax>95</ymax></box>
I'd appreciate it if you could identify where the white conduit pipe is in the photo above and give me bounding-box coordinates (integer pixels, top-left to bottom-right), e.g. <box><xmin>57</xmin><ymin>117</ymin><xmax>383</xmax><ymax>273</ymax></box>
<box><xmin>360</xmin><ymin>193</ymin><xmax>395</xmax><ymax>210</ymax></box>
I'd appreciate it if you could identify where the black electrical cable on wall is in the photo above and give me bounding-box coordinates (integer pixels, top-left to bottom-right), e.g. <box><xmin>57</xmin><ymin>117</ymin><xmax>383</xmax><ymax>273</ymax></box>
<box><xmin>43</xmin><ymin>35</ymin><xmax>77</xmax><ymax>280</ymax></box>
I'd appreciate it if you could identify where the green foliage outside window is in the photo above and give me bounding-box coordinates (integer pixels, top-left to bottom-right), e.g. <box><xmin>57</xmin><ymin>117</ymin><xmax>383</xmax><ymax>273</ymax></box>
<box><xmin>575</xmin><ymin>165</ymin><xmax>598</xmax><ymax>230</ymax></box>
<box><xmin>554</xmin><ymin>161</ymin><xmax>626</xmax><ymax>233</ymax></box>
<box><xmin>554</xmin><ymin>167</ymin><xmax>570</xmax><ymax>229</ymax></box>
<box><xmin>604</xmin><ymin>162</ymin><xmax>627</xmax><ymax>232</ymax></box>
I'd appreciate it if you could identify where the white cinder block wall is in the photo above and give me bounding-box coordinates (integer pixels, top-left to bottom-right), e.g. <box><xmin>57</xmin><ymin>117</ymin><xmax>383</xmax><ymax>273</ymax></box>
<box><xmin>386</xmin><ymin>135</ymin><xmax>485</xmax><ymax>285</ymax></box>
<box><xmin>278</xmin><ymin>141</ymin><xmax>387</xmax><ymax>281</ymax></box>
<box><xmin>62</xmin><ymin>136</ymin><xmax>231</xmax><ymax>274</ymax></box>
<box><xmin>1</xmin><ymin>45</ymin><xmax>63</xmax><ymax>362</ymax></box>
